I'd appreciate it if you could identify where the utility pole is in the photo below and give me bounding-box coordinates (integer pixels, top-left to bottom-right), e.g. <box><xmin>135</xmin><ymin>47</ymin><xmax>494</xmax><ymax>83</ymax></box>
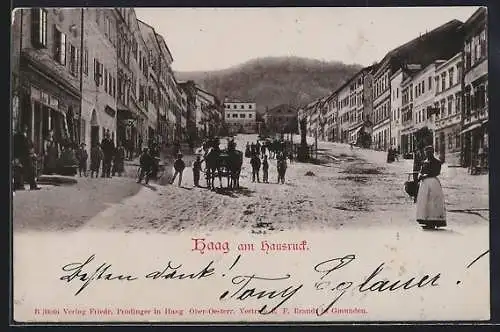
<box><xmin>315</xmin><ymin>127</ymin><xmax>318</xmax><ymax>160</ymax></box>
<box><xmin>79</xmin><ymin>8</ymin><xmax>84</xmax><ymax>145</ymax></box>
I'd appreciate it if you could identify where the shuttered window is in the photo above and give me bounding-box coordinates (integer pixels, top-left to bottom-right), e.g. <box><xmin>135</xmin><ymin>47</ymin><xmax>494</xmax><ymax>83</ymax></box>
<box><xmin>69</xmin><ymin>44</ymin><xmax>79</xmax><ymax>76</ymax></box>
<box><xmin>31</xmin><ymin>8</ymin><xmax>47</xmax><ymax>47</ymax></box>
<box><xmin>53</xmin><ymin>26</ymin><xmax>66</xmax><ymax>65</ymax></box>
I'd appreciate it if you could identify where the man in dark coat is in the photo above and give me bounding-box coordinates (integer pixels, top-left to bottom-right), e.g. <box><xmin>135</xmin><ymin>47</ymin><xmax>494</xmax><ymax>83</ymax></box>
<box><xmin>137</xmin><ymin>148</ymin><xmax>153</xmax><ymax>184</ymax></box>
<box><xmin>171</xmin><ymin>152</ymin><xmax>186</xmax><ymax>187</ymax></box>
<box><xmin>13</xmin><ymin>125</ymin><xmax>40</xmax><ymax>190</ymax></box>
<box><xmin>262</xmin><ymin>155</ymin><xmax>269</xmax><ymax>183</ymax></box>
<box><xmin>192</xmin><ymin>155</ymin><xmax>203</xmax><ymax>187</ymax></box>
<box><xmin>277</xmin><ymin>153</ymin><xmax>288</xmax><ymax>185</ymax></box>
<box><xmin>250</xmin><ymin>153</ymin><xmax>261</xmax><ymax>183</ymax></box>
<box><xmin>101</xmin><ymin>130</ymin><xmax>115</xmax><ymax>178</ymax></box>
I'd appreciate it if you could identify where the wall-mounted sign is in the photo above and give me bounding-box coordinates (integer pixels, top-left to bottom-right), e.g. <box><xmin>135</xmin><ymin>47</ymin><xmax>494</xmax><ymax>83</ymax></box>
<box><xmin>105</xmin><ymin>106</ymin><xmax>116</xmax><ymax>118</ymax></box>
<box><xmin>31</xmin><ymin>86</ymin><xmax>40</xmax><ymax>100</ymax></box>
<box><xmin>40</xmin><ymin>92</ymin><xmax>49</xmax><ymax>105</ymax></box>
<box><xmin>49</xmin><ymin>96</ymin><xmax>59</xmax><ymax>109</ymax></box>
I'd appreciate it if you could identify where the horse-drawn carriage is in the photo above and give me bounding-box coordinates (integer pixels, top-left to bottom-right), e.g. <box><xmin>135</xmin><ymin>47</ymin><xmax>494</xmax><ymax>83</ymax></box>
<box><xmin>202</xmin><ymin>138</ymin><xmax>243</xmax><ymax>190</ymax></box>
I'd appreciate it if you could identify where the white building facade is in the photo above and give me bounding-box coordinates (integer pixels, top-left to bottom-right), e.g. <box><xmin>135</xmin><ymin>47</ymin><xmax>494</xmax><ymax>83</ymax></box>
<box><xmin>372</xmin><ymin>64</ymin><xmax>391</xmax><ymax>151</ymax></box>
<box><xmin>390</xmin><ymin>69</ymin><xmax>403</xmax><ymax>151</ymax></box>
<box><xmin>434</xmin><ymin>53</ymin><xmax>463</xmax><ymax>164</ymax></box>
<box><xmin>411</xmin><ymin>61</ymin><xmax>441</xmax><ymax>146</ymax></box>
<box><xmin>224</xmin><ymin>100</ymin><xmax>257</xmax><ymax>134</ymax></box>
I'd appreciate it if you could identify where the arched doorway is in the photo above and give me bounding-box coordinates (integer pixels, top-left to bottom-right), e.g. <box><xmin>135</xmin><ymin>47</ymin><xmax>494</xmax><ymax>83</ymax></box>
<box><xmin>90</xmin><ymin>109</ymin><xmax>99</xmax><ymax>148</ymax></box>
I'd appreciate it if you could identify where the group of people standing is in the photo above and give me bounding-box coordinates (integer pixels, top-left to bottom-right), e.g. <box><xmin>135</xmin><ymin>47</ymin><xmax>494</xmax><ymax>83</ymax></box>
<box><xmin>245</xmin><ymin>139</ymin><xmax>293</xmax><ymax>162</ymax></box>
<box><xmin>86</xmin><ymin>129</ymin><xmax>126</xmax><ymax>178</ymax></box>
<box><xmin>12</xmin><ymin>125</ymin><xmax>41</xmax><ymax>190</ymax></box>
<box><xmin>386</xmin><ymin>146</ymin><xmax>400</xmax><ymax>163</ymax></box>
<box><xmin>247</xmin><ymin>141</ymin><xmax>288</xmax><ymax>185</ymax></box>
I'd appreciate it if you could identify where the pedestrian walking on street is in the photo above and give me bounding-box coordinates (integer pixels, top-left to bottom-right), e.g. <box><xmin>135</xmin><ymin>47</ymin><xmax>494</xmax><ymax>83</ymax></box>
<box><xmin>13</xmin><ymin>125</ymin><xmax>41</xmax><ymax>190</ymax></box>
<box><xmin>137</xmin><ymin>136</ymin><xmax>143</xmax><ymax>158</ymax></box>
<box><xmin>245</xmin><ymin>142</ymin><xmax>251</xmax><ymax>158</ymax></box>
<box><xmin>250</xmin><ymin>153</ymin><xmax>261</xmax><ymax>183</ymax></box>
<box><xmin>387</xmin><ymin>146</ymin><xmax>395</xmax><ymax>163</ymax></box>
<box><xmin>76</xmin><ymin>143</ymin><xmax>88</xmax><ymax>177</ymax></box>
<box><xmin>277</xmin><ymin>153</ymin><xmax>287</xmax><ymax>184</ymax></box>
<box><xmin>192</xmin><ymin>155</ymin><xmax>203</xmax><ymax>187</ymax></box>
<box><xmin>416</xmin><ymin>145</ymin><xmax>446</xmax><ymax>230</ymax></box>
<box><xmin>250</xmin><ymin>142</ymin><xmax>256</xmax><ymax>156</ymax></box>
<box><xmin>171</xmin><ymin>152</ymin><xmax>186</xmax><ymax>187</ymax></box>
<box><xmin>137</xmin><ymin>148</ymin><xmax>153</xmax><ymax>184</ymax></box>
<box><xmin>101</xmin><ymin>130</ymin><xmax>115</xmax><ymax>178</ymax></box>
<box><xmin>90</xmin><ymin>143</ymin><xmax>104</xmax><ymax>178</ymax></box>
<box><xmin>261</xmin><ymin>143</ymin><xmax>266</xmax><ymax>159</ymax></box>
<box><xmin>262</xmin><ymin>155</ymin><xmax>269</xmax><ymax>183</ymax></box>
<box><xmin>112</xmin><ymin>142</ymin><xmax>125</xmax><ymax>177</ymax></box>
<box><xmin>412</xmin><ymin>143</ymin><xmax>426</xmax><ymax>203</ymax></box>
<box><xmin>43</xmin><ymin>130</ymin><xmax>59</xmax><ymax>175</ymax></box>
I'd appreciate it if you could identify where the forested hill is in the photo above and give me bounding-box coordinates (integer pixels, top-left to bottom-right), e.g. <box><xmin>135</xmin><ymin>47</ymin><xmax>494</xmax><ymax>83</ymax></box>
<box><xmin>175</xmin><ymin>56</ymin><xmax>363</xmax><ymax>112</ymax></box>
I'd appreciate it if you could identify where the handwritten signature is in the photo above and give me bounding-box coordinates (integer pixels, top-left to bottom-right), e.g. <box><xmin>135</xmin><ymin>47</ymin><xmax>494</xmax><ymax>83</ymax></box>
<box><xmin>59</xmin><ymin>251</ymin><xmax>488</xmax><ymax>316</ymax></box>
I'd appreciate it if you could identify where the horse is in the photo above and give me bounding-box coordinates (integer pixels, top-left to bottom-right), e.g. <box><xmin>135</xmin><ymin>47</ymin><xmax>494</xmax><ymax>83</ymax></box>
<box><xmin>227</xmin><ymin>149</ymin><xmax>243</xmax><ymax>189</ymax></box>
<box><xmin>204</xmin><ymin>147</ymin><xmax>223</xmax><ymax>190</ymax></box>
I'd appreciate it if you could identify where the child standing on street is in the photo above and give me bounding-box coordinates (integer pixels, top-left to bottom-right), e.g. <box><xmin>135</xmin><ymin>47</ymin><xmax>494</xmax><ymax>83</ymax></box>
<box><xmin>262</xmin><ymin>155</ymin><xmax>269</xmax><ymax>183</ymax></box>
<box><xmin>77</xmin><ymin>143</ymin><xmax>88</xmax><ymax>177</ymax></box>
<box><xmin>90</xmin><ymin>143</ymin><xmax>103</xmax><ymax>178</ymax></box>
<box><xmin>192</xmin><ymin>155</ymin><xmax>203</xmax><ymax>187</ymax></box>
<box><xmin>171</xmin><ymin>152</ymin><xmax>186</xmax><ymax>187</ymax></box>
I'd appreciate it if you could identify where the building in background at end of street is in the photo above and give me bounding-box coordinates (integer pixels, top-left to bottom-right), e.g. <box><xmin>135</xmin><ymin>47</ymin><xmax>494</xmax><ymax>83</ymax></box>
<box><xmin>263</xmin><ymin>104</ymin><xmax>298</xmax><ymax>136</ymax></box>
<box><xmin>196</xmin><ymin>87</ymin><xmax>221</xmax><ymax>138</ymax></box>
<box><xmin>223</xmin><ymin>99</ymin><xmax>257</xmax><ymax>134</ymax></box>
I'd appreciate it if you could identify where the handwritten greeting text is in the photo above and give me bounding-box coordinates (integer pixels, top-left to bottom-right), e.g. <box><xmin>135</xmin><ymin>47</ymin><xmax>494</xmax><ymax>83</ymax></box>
<box><xmin>59</xmin><ymin>248</ymin><xmax>489</xmax><ymax>316</ymax></box>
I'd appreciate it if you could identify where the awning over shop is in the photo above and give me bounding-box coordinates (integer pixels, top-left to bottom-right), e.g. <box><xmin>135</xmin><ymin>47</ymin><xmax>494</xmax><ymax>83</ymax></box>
<box><xmin>117</xmin><ymin>107</ymin><xmax>136</xmax><ymax>120</ymax></box>
<box><xmin>351</xmin><ymin>126</ymin><xmax>363</xmax><ymax>136</ymax></box>
<box><xmin>460</xmin><ymin>123</ymin><xmax>482</xmax><ymax>135</ymax></box>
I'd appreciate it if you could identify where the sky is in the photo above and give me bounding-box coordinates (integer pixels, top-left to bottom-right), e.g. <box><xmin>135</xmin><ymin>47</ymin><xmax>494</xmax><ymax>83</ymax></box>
<box><xmin>135</xmin><ymin>7</ymin><xmax>480</xmax><ymax>72</ymax></box>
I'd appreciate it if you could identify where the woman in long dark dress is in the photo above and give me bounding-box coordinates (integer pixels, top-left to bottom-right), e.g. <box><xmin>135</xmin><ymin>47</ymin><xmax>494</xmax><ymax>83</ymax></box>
<box><xmin>416</xmin><ymin>145</ymin><xmax>446</xmax><ymax>229</ymax></box>
<box><xmin>43</xmin><ymin>131</ymin><xmax>59</xmax><ymax>175</ymax></box>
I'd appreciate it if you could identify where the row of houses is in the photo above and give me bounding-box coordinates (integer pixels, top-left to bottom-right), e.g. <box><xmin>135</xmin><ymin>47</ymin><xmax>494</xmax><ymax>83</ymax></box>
<box><xmin>10</xmin><ymin>7</ymin><xmax>224</xmax><ymax>166</ymax></box>
<box><xmin>298</xmin><ymin>7</ymin><xmax>488</xmax><ymax>168</ymax></box>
